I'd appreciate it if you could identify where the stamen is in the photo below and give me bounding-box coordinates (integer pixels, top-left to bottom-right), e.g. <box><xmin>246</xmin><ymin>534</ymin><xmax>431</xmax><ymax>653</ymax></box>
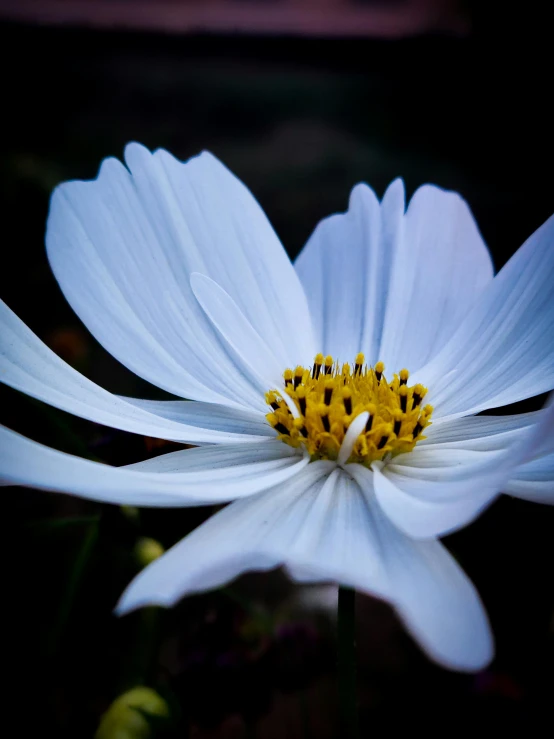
<box><xmin>399</xmin><ymin>385</ymin><xmax>408</xmax><ymax>413</ymax></box>
<box><xmin>268</xmin><ymin>354</ymin><xmax>432</xmax><ymax>467</ymax></box>
<box><xmin>412</xmin><ymin>384</ymin><xmax>425</xmax><ymax>408</ymax></box>
<box><xmin>342</xmin><ymin>388</ymin><xmax>352</xmax><ymax>415</ymax></box>
<box><xmin>297</xmin><ymin>387</ymin><xmax>307</xmax><ymax>416</ymax></box>
<box><xmin>312</xmin><ymin>353</ymin><xmax>324</xmax><ymax>379</ymax></box>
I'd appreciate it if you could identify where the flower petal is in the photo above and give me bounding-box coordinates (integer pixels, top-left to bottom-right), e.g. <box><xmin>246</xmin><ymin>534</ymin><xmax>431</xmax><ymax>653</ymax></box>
<box><xmin>117</xmin><ymin>465</ymin><xmax>491</xmax><ymax>670</ymax></box>
<box><xmin>373</xmin><ymin>504</ymin><xmax>493</xmax><ymax>672</ymax></box>
<box><xmin>118</xmin><ymin>397</ymin><xmax>274</xmax><ymax>440</ymax></box>
<box><xmin>46</xmin><ymin>144</ymin><xmax>314</xmax><ymax>407</ymax></box>
<box><xmin>190</xmin><ymin>273</ymin><xmax>286</xmax><ymax>391</ymax></box>
<box><xmin>361</xmin><ymin>463</ymin><xmax>495</xmax><ymax>541</ymax></box>
<box><xmin>126</xmin><ymin>145</ymin><xmax>315</xmax><ymax>365</ymax></box>
<box><xmin>420</xmin><ymin>411</ymin><xmax>539</xmax><ymax>448</ymax></box>
<box><xmin>378</xmin><ymin>184</ymin><xmax>493</xmax><ymax>372</ymax></box>
<box><xmin>116</xmin><ymin>462</ymin><xmax>335</xmax><ymax>611</ymax></box>
<box><xmin>46</xmin><ymin>154</ymin><xmax>253</xmax><ymax>407</ymax></box>
<box><xmin>118</xmin><ymin>465</ymin><xmax>392</xmax><ymax>614</ymax></box>
<box><xmin>295</xmin><ymin>180</ymin><xmax>493</xmax><ymax>372</ymax></box>
<box><xmin>295</xmin><ymin>179</ymin><xmax>404</xmax><ymax>362</ymax></box>
<box><xmin>0</xmin><ymin>425</ymin><xmax>307</xmax><ymax>506</ymax></box>
<box><xmin>0</xmin><ymin>299</ymin><xmax>270</xmax><ymax>444</ymax></box>
<box><xmin>414</xmin><ymin>213</ymin><xmax>554</xmax><ymax>419</ymax></box>
<box><xmin>505</xmin><ymin>397</ymin><xmax>554</xmax><ymax>503</ymax></box>
<box><xmin>363</xmin><ymin>405</ymin><xmax>554</xmax><ymax>537</ymax></box>
<box><xmin>505</xmin><ymin>454</ymin><xmax>554</xmax><ymax>503</ymax></box>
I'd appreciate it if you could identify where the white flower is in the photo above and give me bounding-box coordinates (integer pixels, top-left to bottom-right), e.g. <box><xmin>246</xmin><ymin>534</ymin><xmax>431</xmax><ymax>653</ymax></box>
<box><xmin>1</xmin><ymin>144</ymin><xmax>554</xmax><ymax>672</ymax></box>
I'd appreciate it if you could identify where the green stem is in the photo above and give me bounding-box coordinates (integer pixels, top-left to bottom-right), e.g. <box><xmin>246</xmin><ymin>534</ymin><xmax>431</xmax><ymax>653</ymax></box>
<box><xmin>46</xmin><ymin>518</ymin><xmax>99</xmax><ymax>657</ymax></box>
<box><xmin>337</xmin><ymin>586</ymin><xmax>359</xmax><ymax>739</ymax></box>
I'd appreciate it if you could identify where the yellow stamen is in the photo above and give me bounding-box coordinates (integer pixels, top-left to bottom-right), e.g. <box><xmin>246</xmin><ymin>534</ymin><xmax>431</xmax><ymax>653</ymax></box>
<box><xmin>266</xmin><ymin>354</ymin><xmax>433</xmax><ymax>467</ymax></box>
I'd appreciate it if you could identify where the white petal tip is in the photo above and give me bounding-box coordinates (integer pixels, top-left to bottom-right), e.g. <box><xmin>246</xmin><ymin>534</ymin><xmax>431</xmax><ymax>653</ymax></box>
<box><xmin>338</xmin><ymin>411</ymin><xmax>369</xmax><ymax>465</ymax></box>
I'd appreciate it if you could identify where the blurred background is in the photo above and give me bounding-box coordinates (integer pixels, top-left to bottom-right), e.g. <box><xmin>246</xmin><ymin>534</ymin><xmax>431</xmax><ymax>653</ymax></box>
<box><xmin>1</xmin><ymin>1</ymin><xmax>553</xmax><ymax>737</ymax></box>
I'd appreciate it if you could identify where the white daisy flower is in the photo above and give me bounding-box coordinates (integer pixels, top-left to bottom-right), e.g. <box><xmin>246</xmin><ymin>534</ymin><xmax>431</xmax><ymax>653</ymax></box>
<box><xmin>2</xmin><ymin>144</ymin><xmax>553</xmax><ymax>672</ymax></box>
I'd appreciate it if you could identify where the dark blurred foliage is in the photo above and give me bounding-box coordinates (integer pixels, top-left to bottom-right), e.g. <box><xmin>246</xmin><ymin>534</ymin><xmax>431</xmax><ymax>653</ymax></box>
<box><xmin>1</xmin><ymin>3</ymin><xmax>553</xmax><ymax>737</ymax></box>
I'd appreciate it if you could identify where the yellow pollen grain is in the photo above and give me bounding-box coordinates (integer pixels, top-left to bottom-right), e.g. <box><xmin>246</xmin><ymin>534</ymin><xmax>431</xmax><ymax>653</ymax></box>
<box><xmin>265</xmin><ymin>354</ymin><xmax>433</xmax><ymax>467</ymax></box>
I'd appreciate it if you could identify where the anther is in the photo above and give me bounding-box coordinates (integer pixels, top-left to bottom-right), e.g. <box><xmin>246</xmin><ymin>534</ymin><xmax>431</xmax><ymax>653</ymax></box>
<box><xmin>365</xmin><ymin>414</ymin><xmax>374</xmax><ymax>432</ymax></box>
<box><xmin>296</xmin><ymin>387</ymin><xmax>307</xmax><ymax>416</ymax></box>
<box><xmin>324</xmin><ymin>380</ymin><xmax>333</xmax><ymax>406</ymax></box>
<box><xmin>412</xmin><ymin>384</ymin><xmax>425</xmax><ymax>408</ymax></box>
<box><xmin>413</xmin><ymin>422</ymin><xmax>422</xmax><ymax>438</ymax></box>
<box><xmin>399</xmin><ymin>369</ymin><xmax>409</xmax><ymax>386</ymax></box>
<box><xmin>268</xmin><ymin>413</ymin><xmax>290</xmax><ymax>436</ymax></box>
<box><xmin>284</xmin><ymin>369</ymin><xmax>293</xmax><ymax>386</ymax></box>
<box><xmin>294</xmin><ymin>366</ymin><xmax>304</xmax><ymax>389</ymax></box>
<box><xmin>399</xmin><ymin>385</ymin><xmax>408</xmax><ymax>413</ymax></box>
<box><xmin>312</xmin><ymin>353</ymin><xmax>324</xmax><ymax>379</ymax></box>
<box><xmin>322</xmin><ymin>414</ymin><xmax>331</xmax><ymax>432</ymax></box>
<box><xmin>393</xmin><ymin>419</ymin><xmax>402</xmax><ymax>436</ymax></box>
<box><xmin>377</xmin><ymin>435</ymin><xmax>389</xmax><ymax>450</ymax></box>
<box><xmin>375</xmin><ymin>361</ymin><xmax>385</xmax><ymax>382</ymax></box>
<box><xmin>324</xmin><ymin>355</ymin><xmax>334</xmax><ymax>375</ymax></box>
<box><xmin>342</xmin><ymin>388</ymin><xmax>353</xmax><ymax>415</ymax></box>
<box><xmin>354</xmin><ymin>352</ymin><xmax>365</xmax><ymax>376</ymax></box>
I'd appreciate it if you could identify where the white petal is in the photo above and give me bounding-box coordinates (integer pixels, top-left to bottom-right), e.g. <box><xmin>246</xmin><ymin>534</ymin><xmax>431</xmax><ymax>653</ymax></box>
<box><xmin>364</xmin><ymin>406</ymin><xmax>554</xmax><ymax>537</ymax></box>
<box><xmin>505</xmin><ymin>454</ymin><xmax>554</xmax><ymax>503</ymax></box>
<box><xmin>119</xmin><ymin>465</ymin><xmax>392</xmax><ymax>613</ymax></box>
<box><xmin>374</xmin><ymin>503</ymin><xmax>493</xmax><ymax>671</ymax></box>
<box><xmin>0</xmin><ymin>425</ymin><xmax>307</xmax><ymax>506</ymax></box>
<box><xmin>131</xmin><ymin>145</ymin><xmax>315</xmax><ymax>365</ymax></box>
<box><xmin>337</xmin><ymin>411</ymin><xmax>369</xmax><ymax>465</ymax></box>
<box><xmin>295</xmin><ymin>179</ymin><xmax>404</xmax><ymax>363</ymax></box>
<box><xmin>378</xmin><ymin>185</ymin><xmax>493</xmax><ymax>372</ymax></box>
<box><xmin>284</xmin><ymin>469</ymin><xmax>390</xmax><ymax>599</ymax></box>
<box><xmin>295</xmin><ymin>180</ymin><xmax>493</xmax><ymax>373</ymax></box>
<box><xmin>365</xmin><ymin>463</ymin><xmax>494</xmax><ymax>540</ymax></box>
<box><xmin>46</xmin><ymin>157</ymin><xmax>255</xmax><ymax>409</ymax></box>
<box><xmin>117</xmin><ymin>465</ymin><xmax>492</xmax><ymax>670</ymax></box>
<box><xmin>46</xmin><ymin>144</ymin><xmax>314</xmax><ymax>408</ymax></box>
<box><xmin>116</xmin><ymin>461</ymin><xmax>335</xmax><ymax>611</ymax></box>
<box><xmin>414</xmin><ymin>213</ymin><xmax>554</xmax><ymax>419</ymax></box>
<box><xmin>421</xmin><ymin>411</ymin><xmax>539</xmax><ymax>448</ymax></box>
<box><xmin>190</xmin><ymin>273</ymin><xmax>285</xmax><ymax>391</ymax></box>
<box><xmin>505</xmin><ymin>397</ymin><xmax>554</xmax><ymax>503</ymax></box>
<box><xmin>119</xmin><ymin>397</ymin><xmax>274</xmax><ymax>440</ymax></box>
<box><xmin>0</xmin><ymin>299</ymin><xmax>269</xmax><ymax>444</ymax></box>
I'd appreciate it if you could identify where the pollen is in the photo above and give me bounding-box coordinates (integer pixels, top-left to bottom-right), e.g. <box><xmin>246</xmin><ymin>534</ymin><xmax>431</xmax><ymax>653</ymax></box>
<box><xmin>265</xmin><ymin>354</ymin><xmax>433</xmax><ymax>467</ymax></box>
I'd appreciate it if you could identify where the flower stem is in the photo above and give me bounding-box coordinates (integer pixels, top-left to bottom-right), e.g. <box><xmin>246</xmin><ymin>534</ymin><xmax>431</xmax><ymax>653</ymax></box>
<box><xmin>337</xmin><ymin>586</ymin><xmax>359</xmax><ymax>739</ymax></box>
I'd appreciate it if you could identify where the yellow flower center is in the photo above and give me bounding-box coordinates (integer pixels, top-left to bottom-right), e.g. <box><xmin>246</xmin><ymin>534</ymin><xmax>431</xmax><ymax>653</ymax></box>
<box><xmin>265</xmin><ymin>353</ymin><xmax>433</xmax><ymax>467</ymax></box>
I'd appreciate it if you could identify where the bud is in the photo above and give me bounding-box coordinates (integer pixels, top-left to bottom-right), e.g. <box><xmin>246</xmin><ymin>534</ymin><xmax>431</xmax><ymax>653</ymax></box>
<box><xmin>134</xmin><ymin>537</ymin><xmax>164</xmax><ymax>567</ymax></box>
<box><xmin>95</xmin><ymin>687</ymin><xmax>169</xmax><ymax>739</ymax></box>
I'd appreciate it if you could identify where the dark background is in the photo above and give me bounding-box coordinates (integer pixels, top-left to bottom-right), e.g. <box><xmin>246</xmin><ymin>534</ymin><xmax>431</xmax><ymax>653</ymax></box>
<box><xmin>2</xmin><ymin>3</ymin><xmax>553</xmax><ymax>737</ymax></box>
